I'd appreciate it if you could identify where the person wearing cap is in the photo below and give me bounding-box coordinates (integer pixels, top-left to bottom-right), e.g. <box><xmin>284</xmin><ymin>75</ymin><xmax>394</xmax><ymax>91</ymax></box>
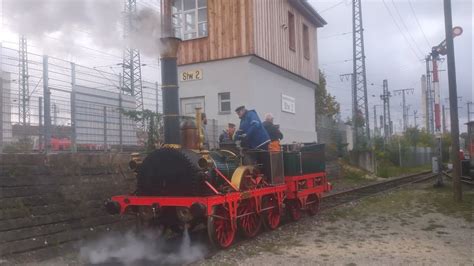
<box><xmin>219</xmin><ymin>123</ymin><xmax>236</xmax><ymax>145</ymax></box>
<box><xmin>234</xmin><ymin>106</ymin><xmax>270</xmax><ymax>150</ymax></box>
<box><xmin>263</xmin><ymin>113</ymin><xmax>283</xmax><ymax>152</ymax></box>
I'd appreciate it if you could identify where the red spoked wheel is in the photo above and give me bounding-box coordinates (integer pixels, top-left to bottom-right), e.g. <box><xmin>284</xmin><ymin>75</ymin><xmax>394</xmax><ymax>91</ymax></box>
<box><xmin>307</xmin><ymin>194</ymin><xmax>320</xmax><ymax>216</ymax></box>
<box><xmin>262</xmin><ymin>195</ymin><xmax>281</xmax><ymax>230</ymax></box>
<box><xmin>208</xmin><ymin>205</ymin><xmax>235</xmax><ymax>249</ymax></box>
<box><xmin>287</xmin><ymin>199</ymin><xmax>302</xmax><ymax>221</ymax></box>
<box><xmin>238</xmin><ymin>199</ymin><xmax>262</xmax><ymax>238</ymax></box>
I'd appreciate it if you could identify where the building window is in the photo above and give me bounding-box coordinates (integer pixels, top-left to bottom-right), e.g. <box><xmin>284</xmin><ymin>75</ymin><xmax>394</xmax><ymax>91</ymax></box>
<box><xmin>218</xmin><ymin>92</ymin><xmax>231</xmax><ymax>113</ymax></box>
<box><xmin>288</xmin><ymin>12</ymin><xmax>295</xmax><ymax>51</ymax></box>
<box><xmin>172</xmin><ymin>0</ymin><xmax>208</xmax><ymax>40</ymax></box>
<box><xmin>303</xmin><ymin>23</ymin><xmax>310</xmax><ymax>60</ymax></box>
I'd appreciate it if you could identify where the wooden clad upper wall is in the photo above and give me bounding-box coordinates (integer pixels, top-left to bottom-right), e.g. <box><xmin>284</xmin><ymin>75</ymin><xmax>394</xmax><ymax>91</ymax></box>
<box><xmin>173</xmin><ymin>0</ymin><xmax>318</xmax><ymax>84</ymax></box>
<box><xmin>253</xmin><ymin>0</ymin><xmax>318</xmax><ymax>83</ymax></box>
<box><xmin>176</xmin><ymin>0</ymin><xmax>255</xmax><ymax>65</ymax></box>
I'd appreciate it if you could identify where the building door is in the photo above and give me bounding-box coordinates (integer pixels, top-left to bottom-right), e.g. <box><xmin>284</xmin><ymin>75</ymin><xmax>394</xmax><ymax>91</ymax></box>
<box><xmin>180</xmin><ymin>96</ymin><xmax>205</xmax><ymax>116</ymax></box>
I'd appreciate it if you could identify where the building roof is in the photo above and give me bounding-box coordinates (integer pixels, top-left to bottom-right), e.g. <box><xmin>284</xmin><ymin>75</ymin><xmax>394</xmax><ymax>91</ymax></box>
<box><xmin>288</xmin><ymin>0</ymin><xmax>327</xmax><ymax>27</ymax></box>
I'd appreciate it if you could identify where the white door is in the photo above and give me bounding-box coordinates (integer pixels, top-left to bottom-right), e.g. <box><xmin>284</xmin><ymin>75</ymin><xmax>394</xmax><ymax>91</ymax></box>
<box><xmin>180</xmin><ymin>96</ymin><xmax>205</xmax><ymax>116</ymax></box>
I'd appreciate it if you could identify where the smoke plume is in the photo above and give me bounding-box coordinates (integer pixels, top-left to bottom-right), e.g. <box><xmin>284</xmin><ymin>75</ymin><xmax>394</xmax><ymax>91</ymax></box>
<box><xmin>79</xmin><ymin>229</ymin><xmax>207</xmax><ymax>265</ymax></box>
<box><xmin>3</xmin><ymin>0</ymin><xmax>165</xmax><ymax>56</ymax></box>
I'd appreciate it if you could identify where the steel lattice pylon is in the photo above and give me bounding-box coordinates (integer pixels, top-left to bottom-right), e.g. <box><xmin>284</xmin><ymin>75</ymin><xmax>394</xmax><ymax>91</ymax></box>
<box><xmin>352</xmin><ymin>0</ymin><xmax>370</xmax><ymax>148</ymax></box>
<box><xmin>381</xmin><ymin>79</ymin><xmax>392</xmax><ymax>142</ymax></box>
<box><xmin>18</xmin><ymin>35</ymin><xmax>30</xmax><ymax>126</ymax></box>
<box><xmin>122</xmin><ymin>0</ymin><xmax>144</xmax><ymax>113</ymax></box>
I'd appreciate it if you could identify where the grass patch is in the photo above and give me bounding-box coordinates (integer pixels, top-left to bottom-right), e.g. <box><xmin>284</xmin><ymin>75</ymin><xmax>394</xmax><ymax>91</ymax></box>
<box><xmin>325</xmin><ymin>181</ymin><xmax>474</xmax><ymax>223</ymax></box>
<box><xmin>377</xmin><ymin>164</ymin><xmax>430</xmax><ymax>178</ymax></box>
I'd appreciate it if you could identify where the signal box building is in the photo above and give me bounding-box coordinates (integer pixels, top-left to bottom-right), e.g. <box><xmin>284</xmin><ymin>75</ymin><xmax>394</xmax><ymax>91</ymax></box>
<box><xmin>168</xmin><ymin>0</ymin><xmax>326</xmax><ymax>143</ymax></box>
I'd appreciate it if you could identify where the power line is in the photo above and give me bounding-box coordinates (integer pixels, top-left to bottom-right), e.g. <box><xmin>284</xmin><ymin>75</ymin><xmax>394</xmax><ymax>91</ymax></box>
<box><xmin>319</xmin><ymin>1</ymin><xmax>345</xmax><ymax>13</ymax></box>
<box><xmin>320</xmin><ymin>31</ymin><xmax>352</xmax><ymax>40</ymax></box>
<box><xmin>408</xmin><ymin>0</ymin><xmax>432</xmax><ymax>50</ymax></box>
<box><xmin>381</xmin><ymin>0</ymin><xmax>423</xmax><ymax>60</ymax></box>
<box><xmin>390</xmin><ymin>0</ymin><xmax>424</xmax><ymax>56</ymax></box>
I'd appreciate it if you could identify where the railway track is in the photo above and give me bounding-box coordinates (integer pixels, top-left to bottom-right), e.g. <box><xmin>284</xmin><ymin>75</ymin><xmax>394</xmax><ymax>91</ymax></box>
<box><xmin>441</xmin><ymin>171</ymin><xmax>474</xmax><ymax>186</ymax></box>
<box><xmin>321</xmin><ymin>171</ymin><xmax>436</xmax><ymax>210</ymax></box>
<box><xmin>195</xmin><ymin>171</ymin><xmax>436</xmax><ymax>265</ymax></box>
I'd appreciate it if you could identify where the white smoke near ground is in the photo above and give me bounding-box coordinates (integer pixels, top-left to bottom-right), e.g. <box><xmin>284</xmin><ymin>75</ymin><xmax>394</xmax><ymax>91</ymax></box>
<box><xmin>3</xmin><ymin>0</ymin><xmax>165</xmax><ymax>57</ymax></box>
<box><xmin>80</xmin><ymin>228</ymin><xmax>207</xmax><ymax>265</ymax></box>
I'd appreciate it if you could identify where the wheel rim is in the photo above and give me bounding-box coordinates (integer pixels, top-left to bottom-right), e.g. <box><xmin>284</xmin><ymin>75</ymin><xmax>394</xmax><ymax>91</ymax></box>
<box><xmin>238</xmin><ymin>199</ymin><xmax>262</xmax><ymax>238</ymax></box>
<box><xmin>307</xmin><ymin>195</ymin><xmax>320</xmax><ymax>216</ymax></box>
<box><xmin>263</xmin><ymin>196</ymin><xmax>280</xmax><ymax>230</ymax></box>
<box><xmin>208</xmin><ymin>205</ymin><xmax>235</xmax><ymax>248</ymax></box>
<box><xmin>288</xmin><ymin>200</ymin><xmax>302</xmax><ymax>221</ymax></box>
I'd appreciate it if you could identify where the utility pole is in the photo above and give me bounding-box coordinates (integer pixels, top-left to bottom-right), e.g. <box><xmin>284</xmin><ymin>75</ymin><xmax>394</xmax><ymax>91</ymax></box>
<box><xmin>442</xmin><ymin>105</ymin><xmax>447</xmax><ymax>134</ymax></box>
<box><xmin>444</xmin><ymin>0</ymin><xmax>462</xmax><ymax>201</ymax></box>
<box><xmin>393</xmin><ymin>88</ymin><xmax>414</xmax><ymax>132</ymax></box>
<box><xmin>413</xmin><ymin>110</ymin><xmax>418</xmax><ymax>128</ymax></box>
<box><xmin>373</xmin><ymin>104</ymin><xmax>382</xmax><ymax>137</ymax></box>
<box><xmin>380</xmin><ymin>79</ymin><xmax>392</xmax><ymax>142</ymax></box>
<box><xmin>425</xmin><ymin>57</ymin><xmax>435</xmax><ymax>134</ymax></box>
<box><xmin>351</xmin><ymin>0</ymin><xmax>370</xmax><ymax>147</ymax></box>
<box><xmin>466</xmin><ymin>101</ymin><xmax>473</xmax><ymax>123</ymax></box>
<box><xmin>43</xmin><ymin>56</ymin><xmax>51</xmax><ymax>153</ymax></box>
<box><xmin>373</xmin><ymin>105</ymin><xmax>381</xmax><ymax>137</ymax></box>
<box><xmin>122</xmin><ymin>0</ymin><xmax>144</xmax><ymax>115</ymax></box>
<box><xmin>18</xmin><ymin>35</ymin><xmax>30</xmax><ymax>127</ymax></box>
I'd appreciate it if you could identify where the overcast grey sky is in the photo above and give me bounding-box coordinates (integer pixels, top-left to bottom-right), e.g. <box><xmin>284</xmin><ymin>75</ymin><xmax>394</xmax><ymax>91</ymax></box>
<box><xmin>0</xmin><ymin>0</ymin><xmax>472</xmax><ymax>132</ymax></box>
<box><xmin>310</xmin><ymin>0</ymin><xmax>473</xmax><ymax>133</ymax></box>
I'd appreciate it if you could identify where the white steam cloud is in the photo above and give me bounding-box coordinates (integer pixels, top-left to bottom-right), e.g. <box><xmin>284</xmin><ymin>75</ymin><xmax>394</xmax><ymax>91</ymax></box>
<box><xmin>80</xmin><ymin>229</ymin><xmax>207</xmax><ymax>265</ymax></box>
<box><xmin>3</xmin><ymin>0</ymin><xmax>165</xmax><ymax>56</ymax></box>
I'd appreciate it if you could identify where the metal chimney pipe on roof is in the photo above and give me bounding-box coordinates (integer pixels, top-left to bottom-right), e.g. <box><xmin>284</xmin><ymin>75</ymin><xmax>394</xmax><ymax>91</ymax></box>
<box><xmin>160</xmin><ymin>37</ymin><xmax>182</xmax><ymax>145</ymax></box>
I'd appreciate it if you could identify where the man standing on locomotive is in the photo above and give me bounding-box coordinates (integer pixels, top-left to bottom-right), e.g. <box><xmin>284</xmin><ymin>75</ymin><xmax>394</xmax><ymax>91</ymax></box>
<box><xmin>263</xmin><ymin>113</ymin><xmax>283</xmax><ymax>152</ymax></box>
<box><xmin>234</xmin><ymin>106</ymin><xmax>270</xmax><ymax>150</ymax></box>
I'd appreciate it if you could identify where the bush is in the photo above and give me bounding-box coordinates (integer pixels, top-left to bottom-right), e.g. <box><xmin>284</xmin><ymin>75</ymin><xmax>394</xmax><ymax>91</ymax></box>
<box><xmin>2</xmin><ymin>138</ymin><xmax>34</xmax><ymax>153</ymax></box>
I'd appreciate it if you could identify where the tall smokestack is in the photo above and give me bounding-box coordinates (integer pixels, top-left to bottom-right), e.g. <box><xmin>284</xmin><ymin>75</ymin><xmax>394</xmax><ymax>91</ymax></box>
<box><xmin>160</xmin><ymin>37</ymin><xmax>181</xmax><ymax>145</ymax></box>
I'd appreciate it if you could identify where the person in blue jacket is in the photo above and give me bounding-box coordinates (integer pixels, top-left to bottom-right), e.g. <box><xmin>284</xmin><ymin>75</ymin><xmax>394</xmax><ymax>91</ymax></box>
<box><xmin>234</xmin><ymin>106</ymin><xmax>270</xmax><ymax>150</ymax></box>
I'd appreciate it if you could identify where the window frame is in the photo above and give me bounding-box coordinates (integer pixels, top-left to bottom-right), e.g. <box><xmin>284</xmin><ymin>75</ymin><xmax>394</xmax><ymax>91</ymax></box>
<box><xmin>218</xmin><ymin>92</ymin><xmax>231</xmax><ymax>114</ymax></box>
<box><xmin>288</xmin><ymin>11</ymin><xmax>296</xmax><ymax>51</ymax></box>
<box><xmin>172</xmin><ymin>0</ymin><xmax>208</xmax><ymax>41</ymax></box>
<box><xmin>302</xmin><ymin>23</ymin><xmax>310</xmax><ymax>60</ymax></box>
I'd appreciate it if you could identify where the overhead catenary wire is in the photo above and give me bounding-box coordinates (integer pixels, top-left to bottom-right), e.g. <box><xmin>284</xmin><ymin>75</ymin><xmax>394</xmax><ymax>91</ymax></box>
<box><xmin>407</xmin><ymin>0</ymin><xmax>432</xmax><ymax>50</ymax></box>
<box><xmin>319</xmin><ymin>0</ymin><xmax>345</xmax><ymax>13</ymax></box>
<box><xmin>390</xmin><ymin>0</ymin><xmax>425</xmax><ymax>56</ymax></box>
<box><xmin>381</xmin><ymin>0</ymin><xmax>424</xmax><ymax>60</ymax></box>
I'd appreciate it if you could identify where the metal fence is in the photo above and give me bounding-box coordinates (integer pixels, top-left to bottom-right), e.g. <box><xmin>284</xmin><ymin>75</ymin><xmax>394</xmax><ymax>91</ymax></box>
<box><xmin>0</xmin><ymin>43</ymin><xmax>163</xmax><ymax>153</ymax></box>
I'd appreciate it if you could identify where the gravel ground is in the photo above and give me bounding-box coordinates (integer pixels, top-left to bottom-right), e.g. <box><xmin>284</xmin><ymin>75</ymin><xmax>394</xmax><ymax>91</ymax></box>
<box><xmin>200</xmin><ymin>181</ymin><xmax>473</xmax><ymax>266</ymax></box>
<box><xmin>5</xmin><ymin>180</ymin><xmax>472</xmax><ymax>266</ymax></box>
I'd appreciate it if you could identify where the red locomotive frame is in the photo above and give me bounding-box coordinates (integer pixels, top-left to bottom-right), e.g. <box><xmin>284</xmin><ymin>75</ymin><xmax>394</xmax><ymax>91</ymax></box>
<box><xmin>109</xmin><ymin>169</ymin><xmax>331</xmax><ymax>248</ymax></box>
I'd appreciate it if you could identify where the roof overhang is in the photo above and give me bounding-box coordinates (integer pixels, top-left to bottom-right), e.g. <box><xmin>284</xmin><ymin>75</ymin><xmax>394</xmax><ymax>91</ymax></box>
<box><xmin>288</xmin><ymin>0</ymin><xmax>327</xmax><ymax>28</ymax></box>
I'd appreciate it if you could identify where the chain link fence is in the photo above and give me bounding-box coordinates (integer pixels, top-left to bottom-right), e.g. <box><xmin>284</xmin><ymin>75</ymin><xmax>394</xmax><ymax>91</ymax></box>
<box><xmin>0</xmin><ymin>44</ymin><xmax>164</xmax><ymax>153</ymax></box>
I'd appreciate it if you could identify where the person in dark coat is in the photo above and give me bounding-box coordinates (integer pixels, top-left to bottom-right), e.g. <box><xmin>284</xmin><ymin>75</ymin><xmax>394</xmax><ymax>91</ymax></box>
<box><xmin>219</xmin><ymin>123</ymin><xmax>236</xmax><ymax>144</ymax></box>
<box><xmin>234</xmin><ymin>106</ymin><xmax>270</xmax><ymax>150</ymax></box>
<box><xmin>263</xmin><ymin>113</ymin><xmax>283</xmax><ymax>152</ymax></box>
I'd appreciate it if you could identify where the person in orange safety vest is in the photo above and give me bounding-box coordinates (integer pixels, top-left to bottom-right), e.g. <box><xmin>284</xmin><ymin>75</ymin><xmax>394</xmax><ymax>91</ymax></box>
<box><xmin>262</xmin><ymin>113</ymin><xmax>283</xmax><ymax>152</ymax></box>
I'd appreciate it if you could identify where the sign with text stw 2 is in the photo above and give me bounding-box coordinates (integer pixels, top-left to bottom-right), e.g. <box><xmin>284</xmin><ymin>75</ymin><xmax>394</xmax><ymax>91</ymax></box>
<box><xmin>180</xmin><ymin>69</ymin><xmax>203</xmax><ymax>82</ymax></box>
<box><xmin>281</xmin><ymin>94</ymin><xmax>295</xmax><ymax>114</ymax></box>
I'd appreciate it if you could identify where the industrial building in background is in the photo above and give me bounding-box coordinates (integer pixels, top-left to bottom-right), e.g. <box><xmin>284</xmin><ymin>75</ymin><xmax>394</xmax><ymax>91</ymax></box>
<box><xmin>164</xmin><ymin>0</ymin><xmax>326</xmax><ymax>143</ymax></box>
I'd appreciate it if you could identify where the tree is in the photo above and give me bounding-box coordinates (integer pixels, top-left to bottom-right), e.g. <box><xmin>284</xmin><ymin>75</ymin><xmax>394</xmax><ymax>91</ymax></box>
<box><xmin>121</xmin><ymin>109</ymin><xmax>162</xmax><ymax>152</ymax></box>
<box><xmin>315</xmin><ymin>70</ymin><xmax>340</xmax><ymax>120</ymax></box>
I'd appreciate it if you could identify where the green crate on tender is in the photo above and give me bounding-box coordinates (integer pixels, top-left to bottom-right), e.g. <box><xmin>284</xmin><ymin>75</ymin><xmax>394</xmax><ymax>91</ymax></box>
<box><xmin>283</xmin><ymin>152</ymin><xmax>302</xmax><ymax>176</ymax></box>
<box><xmin>301</xmin><ymin>144</ymin><xmax>326</xmax><ymax>174</ymax></box>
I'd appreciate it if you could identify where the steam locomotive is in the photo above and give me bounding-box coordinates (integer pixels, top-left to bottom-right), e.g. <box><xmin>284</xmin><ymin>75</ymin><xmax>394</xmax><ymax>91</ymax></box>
<box><xmin>105</xmin><ymin>38</ymin><xmax>331</xmax><ymax>248</ymax></box>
